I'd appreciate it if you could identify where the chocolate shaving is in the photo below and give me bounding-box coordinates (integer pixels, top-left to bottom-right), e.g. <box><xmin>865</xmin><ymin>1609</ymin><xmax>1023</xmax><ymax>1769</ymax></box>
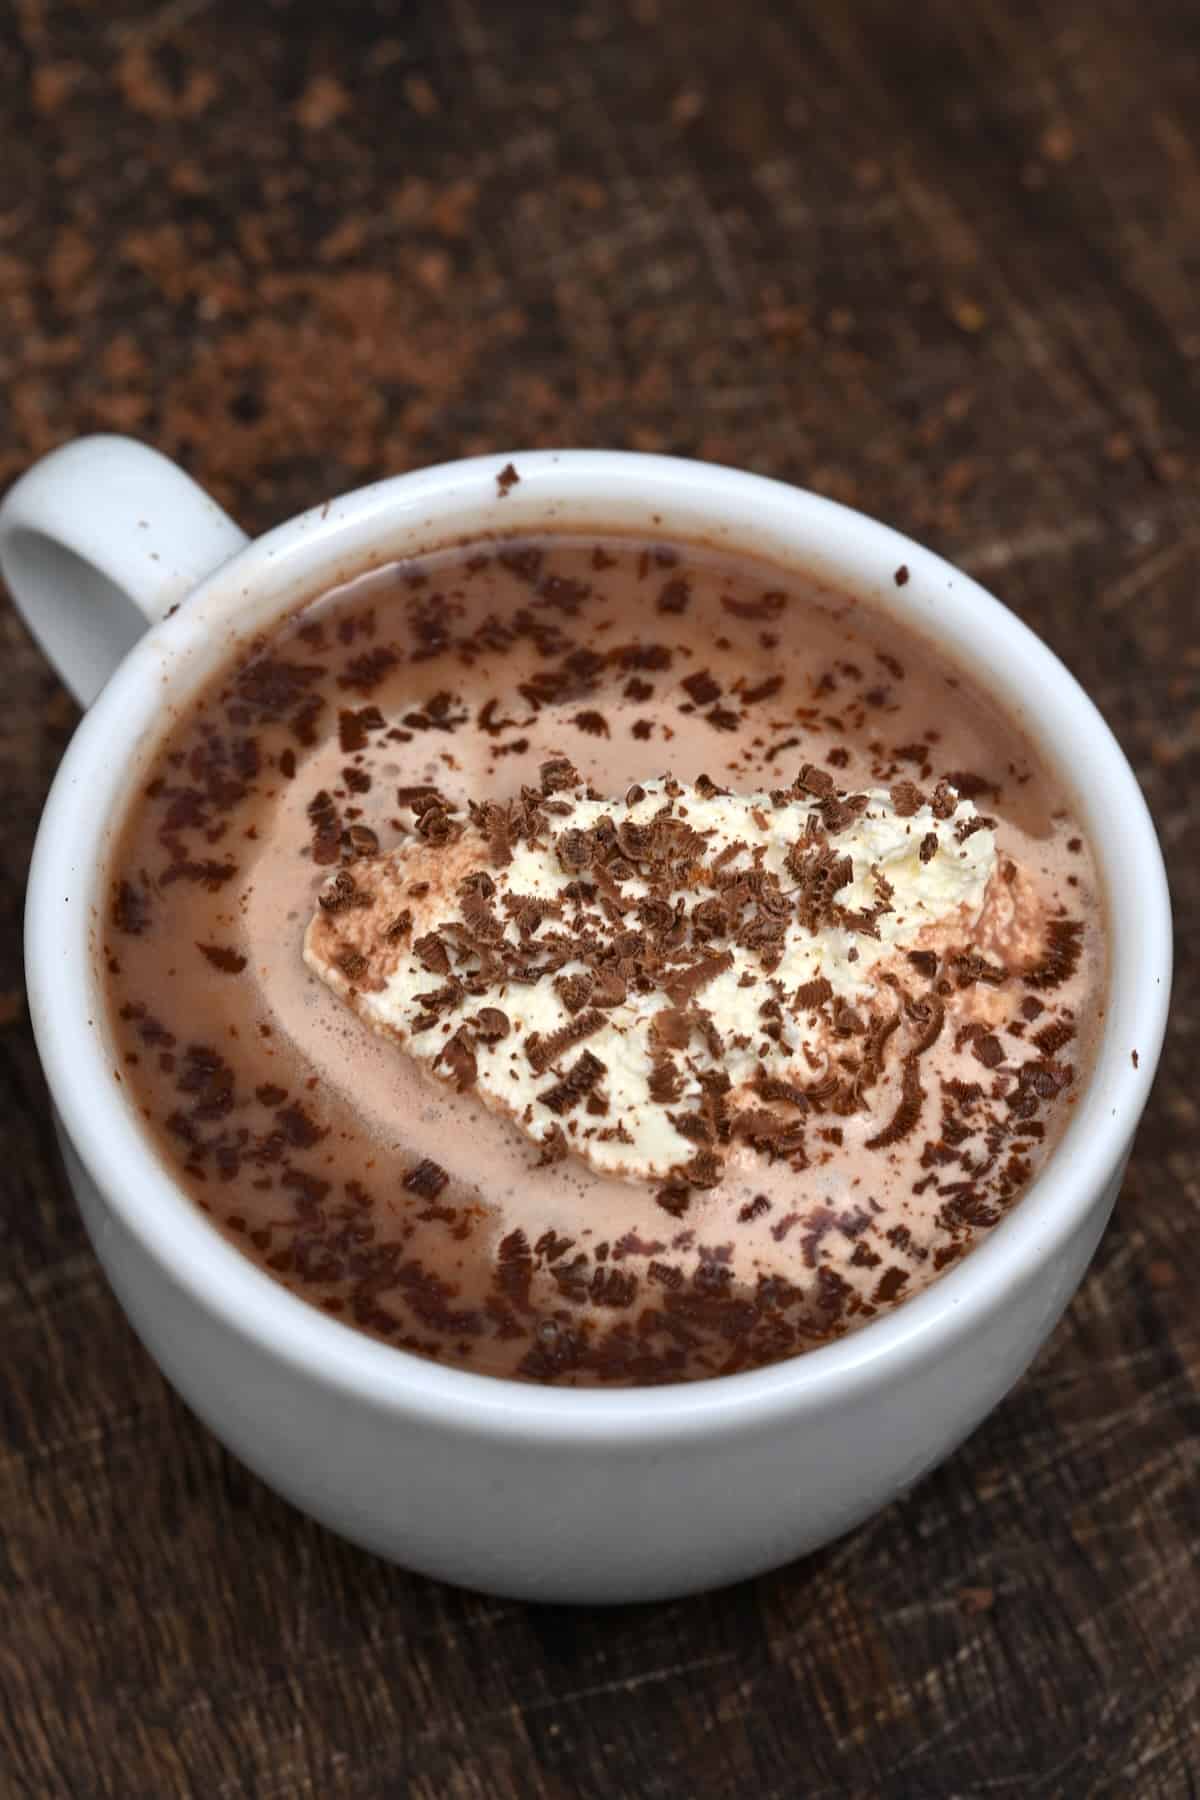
<box><xmin>112</xmin><ymin>879</ymin><xmax>151</xmax><ymax>936</ymax></box>
<box><xmin>556</xmin><ymin>827</ymin><xmax>594</xmax><ymax>873</ymax></box>
<box><xmin>413</xmin><ymin>801</ymin><xmax>458</xmax><ymax>844</ymax></box>
<box><xmin>663</xmin><ymin>952</ymin><xmax>734</xmax><ymax>1007</ymax></box>
<box><xmin>474</xmin><ymin>1007</ymin><xmax>510</xmax><ymax>1043</ymax></box>
<box><xmin>955</xmin><ymin>814</ymin><xmax>993</xmax><ymax>843</ymax></box>
<box><xmin>526</xmin><ymin>1009</ymin><xmax>606</xmax><ymax>1074</ymax></box>
<box><xmin>649</xmin><ymin>1057</ymin><xmax>683</xmax><ymax>1103</ymax></box>
<box><xmin>792</xmin><ymin>762</ymin><xmax>836</xmax><ymax>799</ymax></box>
<box><xmin>865</xmin><ymin>1054</ymin><xmax>925</xmax><ymax>1149</ymax></box>
<box><xmin>1024</xmin><ymin>918</ymin><xmax>1084</xmax><ymax>991</ymax></box>
<box><xmin>510</xmin><ymin>892</ymin><xmax>557</xmax><ymax>936</ymax></box>
<box><xmin>307</xmin><ymin>790</ymin><xmax>341</xmax><ymax>865</ymax></box>
<box><xmin>657</xmin><ymin>576</ymin><xmax>691</xmax><ymax>614</ymax></box>
<box><xmin>1009</xmin><ymin>1058</ymin><xmax>1072</xmax><ymax>1105</ymax></box>
<box><xmin>436</xmin><ymin>1027</ymin><xmax>478</xmax><ymax>1091</ymax></box>
<box><xmin>669</xmin><ymin>1112</ymin><xmax>712</xmax><ymax>1145</ymax></box>
<box><xmin>695</xmin><ymin>1009</ymin><xmax>725</xmax><ymax>1061</ymax></box>
<box><xmin>471</xmin><ymin>799</ymin><xmax>513</xmax><ymax>868</ymax></box>
<box><xmin>681</xmin><ymin>669</ymin><xmax>722</xmax><ymax>706</ymax></box>
<box><xmin>747</xmin><ymin>1108</ymin><xmax>808</xmax><ymax>1162</ymax></box>
<box><xmin>338</xmin><ymin>709</ymin><xmax>369</xmax><ymax>753</ymax></box>
<box><xmin>539</xmin><ymin>1048</ymin><xmax>606</xmax><ymax>1115</ymax></box>
<box><xmin>498</xmin><ymin>545</ymin><xmax>544</xmax><ymax>584</ymax></box>
<box><xmin>413</xmin><ymin>932</ymin><xmax>450</xmax><ymax>975</ymax></box>
<box><xmin>832</xmin><ymin>998</ymin><xmax>865</xmax><ymax>1036</ymax></box>
<box><xmin>589</xmin><ymin>1266</ymin><xmax>638</xmax><ymax>1309</ymax></box>
<box><xmin>695</xmin><ymin>774</ymin><xmax>731</xmax><ymax>801</ymax></box>
<box><xmin>342</xmin><ymin>824</ymin><xmax>380</xmax><ymax>858</ymax></box>
<box><xmin>590</xmin><ymin>968</ymin><xmax>627</xmax><ymax>1009</ymax></box>
<box><xmin>1032</xmin><ymin>1018</ymin><xmax>1075</xmax><ymax>1056</ymax></box>
<box><xmin>318</xmin><ymin>868</ymin><xmax>369</xmax><ymax>913</ymax></box>
<box><xmin>855</xmin><ymin>1010</ymin><xmax>902</xmax><ymax>1093</ymax></box>
<box><xmin>740</xmin><ymin>674</ymin><xmax>784</xmax><ymax>705</ymax></box>
<box><xmin>477</xmin><ymin>698</ymin><xmax>522</xmax><ymax>736</ymax></box>
<box><xmin>794</xmin><ymin>976</ymin><xmax>834</xmax><ymax>1009</ymax></box>
<box><xmin>540</xmin><ymin>756</ymin><xmax>581</xmax><ymax>795</ymax></box>
<box><xmin>460</xmin><ymin>875</ymin><xmax>505</xmax><ymax>943</ymax></box>
<box><xmin>890</xmin><ymin>780</ymin><xmax>925</xmax><ymax>817</ymax></box>
<box><xmin>338</xmin><ymin>646</ymin><xmax>398</xmax><ymax>695</ymax></box>
<box><xmin>535</xmin><ymin>1124</ymin><xmax>568</xmax><ymax>1165</ymax></box>
<box><xmin>691</xmin><ymin>897</ymin><xmax>730</xmax><ymax>942</ymax></box>
<box><xmin>680</xmin><ymin>1149</ymin><xmax>723</xmax><ymax>1189</ymax></box>
<box><xmin>720</xmin><ymin>588</ymin><xmax>786</xmax><ymax>621</ymax></box>
<box><xmin>817</xmin><ymin>791</ymin><xmax>870</xmax><ymax>836</ymax></box>
<box><xmin>942</xmin><ymin>770</ymin><xmax>996</xmax><ymax>800</ymax></box>
<box><xmin>930</xmin><ymin>780</ymin><xmax>958</xmax><ymax>820</ymax></box>
<box><xmin>949</xmin><ymin>951</ymin><xmax>1008</xmax><ymax>988</ymax></box>
<box><xmin>196</xmin><ymin>943</ymin><xmax>247</xmax><ymax>974</ymax></box>
<box><xmin>905</xmin><ymin>993</ymin><xmax>946</xmax><ymax>1057</ymax></box>
<box><xmin>786</xmin><ymin>840</ymin><xmax>854</xmax><ymax>932</ymax></box>
<box><xmin>235</xmin><ymin>656</ymin><xmax>323</xmax><ymax>720</ymax></box>
<box><xmin>573</xmin><ymin>709</ymin><xmax>610</xmax><ymax>737</ymax></box>
<box><xmin>554</xmin><ymin>971</ymin><xmax>595</xmax><ymax>1014</ymax></box>
<box><xmin>752</xmin><ymin>1074</ymin><xmax>810</xmax><ymax>1112</ymax></box>
<box><xmin>404</xmin><ymin>1158</ymin><xmax>449</xmax><ymax>1199</ymax></box>
<box><xmin>655</xmin><ymin>1182</ymin><xmax>691</xmax><ymax>1217</ymax></box>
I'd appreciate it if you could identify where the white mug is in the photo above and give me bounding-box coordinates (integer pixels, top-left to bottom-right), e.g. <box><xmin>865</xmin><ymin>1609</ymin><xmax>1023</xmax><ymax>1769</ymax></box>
<box><xmin>2</xmin><ymin>435</ymin><xmax>1171</xmax><ymax>1603</ymax></box>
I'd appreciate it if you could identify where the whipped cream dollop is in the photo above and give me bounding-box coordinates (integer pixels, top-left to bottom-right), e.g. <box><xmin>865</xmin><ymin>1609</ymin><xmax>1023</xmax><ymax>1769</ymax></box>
<box><xmin>305</xmin><ymin>764</ymin><xmax>997</xmax><ymax>1185</ymax></box>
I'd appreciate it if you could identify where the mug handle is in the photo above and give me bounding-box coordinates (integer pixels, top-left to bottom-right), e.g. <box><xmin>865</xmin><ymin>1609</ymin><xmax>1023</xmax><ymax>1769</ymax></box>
<box><xmin>0</xmin><ymin>434</ymin><xmax>249</xmax><ymax>708</ymax></box>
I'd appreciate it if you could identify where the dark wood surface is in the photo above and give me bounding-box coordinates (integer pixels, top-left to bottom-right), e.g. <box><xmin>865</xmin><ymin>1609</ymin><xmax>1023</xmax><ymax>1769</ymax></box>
<box><xmin>2</xmin><ymin>2</ymin><xmax>1196</xmax><ymax>1794</ymax></box>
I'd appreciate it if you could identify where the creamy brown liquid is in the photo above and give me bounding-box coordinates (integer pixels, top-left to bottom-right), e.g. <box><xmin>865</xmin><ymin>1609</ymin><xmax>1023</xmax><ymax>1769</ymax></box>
<box><xmin>102</xmin><ymin>536</ymin><xmax>1104</xmax><ymax>1384</ymax></box>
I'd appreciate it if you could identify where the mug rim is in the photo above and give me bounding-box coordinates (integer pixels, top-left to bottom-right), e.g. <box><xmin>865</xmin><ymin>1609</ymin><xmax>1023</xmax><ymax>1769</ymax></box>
<box><xmin>24</xmin><ymin>448</ymin><xmax>1172</xmax><ymax>1441</ymax></box>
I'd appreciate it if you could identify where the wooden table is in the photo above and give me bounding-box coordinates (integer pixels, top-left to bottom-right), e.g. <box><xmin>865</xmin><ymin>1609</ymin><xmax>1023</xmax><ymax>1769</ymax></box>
<box><xmin>2</xmin><ymin>2</ymin><xmax>1196</xmax><ymax>1793</ymax></box>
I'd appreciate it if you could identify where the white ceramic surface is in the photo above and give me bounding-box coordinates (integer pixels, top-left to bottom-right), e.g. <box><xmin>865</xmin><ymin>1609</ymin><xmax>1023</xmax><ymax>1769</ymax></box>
<box><xmin>2</xmin><ymin>435</ymin><xmax>1171</xmax><ymax>1603</ymax></box>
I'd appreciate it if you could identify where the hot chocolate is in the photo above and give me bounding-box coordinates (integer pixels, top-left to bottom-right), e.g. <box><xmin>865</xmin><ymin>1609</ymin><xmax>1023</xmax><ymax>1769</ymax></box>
<box><xmin>101</xmin><ymin>532</ymin><xmax>1104</xmax><ymax>1384</ymax></box>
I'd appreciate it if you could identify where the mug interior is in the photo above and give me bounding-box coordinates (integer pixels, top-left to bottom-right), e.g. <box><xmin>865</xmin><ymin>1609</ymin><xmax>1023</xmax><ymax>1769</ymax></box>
<box><xmin>24</xmin><ymin>451</ymin><xmax>1172</xmax><ymax>1435</ymax></box>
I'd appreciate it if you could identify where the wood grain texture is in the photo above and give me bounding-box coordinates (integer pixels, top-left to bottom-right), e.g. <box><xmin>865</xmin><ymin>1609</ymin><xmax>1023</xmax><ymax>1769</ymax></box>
<box><xmin>1</xmin><ymin>0</ymin><xmax>1197</xmax><ymax>1793</ymax></box>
